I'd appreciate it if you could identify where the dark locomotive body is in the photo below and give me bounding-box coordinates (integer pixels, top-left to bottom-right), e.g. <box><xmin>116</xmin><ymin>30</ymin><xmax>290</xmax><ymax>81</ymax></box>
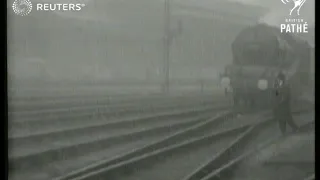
<box><xmin>221</xmin><ymin>23</ymin><xmax>312</xmax><ymax>107</ymax></box>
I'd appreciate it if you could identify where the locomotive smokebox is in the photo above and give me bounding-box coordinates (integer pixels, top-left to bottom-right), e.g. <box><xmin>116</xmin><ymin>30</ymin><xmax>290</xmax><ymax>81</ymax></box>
<box><xmin>223</xmin><ymin>23</ymin><xmax>312</xmax><ymax>107</ymax></box>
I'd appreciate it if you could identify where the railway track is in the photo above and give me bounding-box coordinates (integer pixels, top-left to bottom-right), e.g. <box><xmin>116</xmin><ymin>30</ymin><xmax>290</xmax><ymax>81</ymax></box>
<box><xmin>9</xmin><ymin>103</ymin><xmax>229</xmax><ymax>130</ymax></box>
<box><xmin>10</xmin><ymin>104</ymin><xmax>266</xmax><ymax>180</ymax></box>
<box><xmin>8</xmin><ymin>87</ymin><xmax>167</xmax><ymax>102</ymax></box>
<box><xmin>9</xmin><ymin>100</ymin><xmax>226</xmax><ymax>125</ymax></box>
<box><xmin>9</xmin><ymin>93</ymin><xmax>222</xmax><ymax>112</ymax></box>
<box><xmin>10</xmin><ymin>105</ymin><xmax>227</xmax><ymax>139</ymax></box>
<box><xmin>53</xmin><ymin>108</ymin><xmax>313</xmax><ymax>180</ymax></box>
<box><xmin>9</xmin><ymin>103</ymin><xmax>230</xmax><ymax>142</ymax></box>
<box><xmin>9</xmin><ymin>102</ymin><xmax>234</xmax><ymax>180</ymax></box>
<box><xmin>9</xmin><ymin>95</ymin><xmax>227</xmax><ymax>123</ymax></box>
<box><xmin>8</xmin><ymin>87</ymin><xmax>165</xmax><ymax>100</ymax></box>
<box><xmin>8</xmin><ymin>92</ymin><xmax>314</xmax><ymax>180</ymax></box>
<box><xmin>199</xmin><ymin>123</ymin><xmax>314</xmax><ymax>180</ymax></box>
<box><xmin>53</xmin><ymin>111</ymin><xmax>269</xmax><ymax>180</ymax></box>
<box><xmin>9</xmin><ymin>96</ymin><xmax>312</xmax><ymax>127</ymax></box>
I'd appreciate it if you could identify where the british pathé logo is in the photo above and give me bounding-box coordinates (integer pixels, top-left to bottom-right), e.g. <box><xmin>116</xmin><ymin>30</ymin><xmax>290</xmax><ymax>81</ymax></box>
<box><xmin>281</xmin><ymin>0</ymin><xmax>306</xmax><ymax>16</ymax></box>
<box><xmin>280</xmin><ymin>0</ymin><xmax>308</xmax><ymax>33</ymax></box>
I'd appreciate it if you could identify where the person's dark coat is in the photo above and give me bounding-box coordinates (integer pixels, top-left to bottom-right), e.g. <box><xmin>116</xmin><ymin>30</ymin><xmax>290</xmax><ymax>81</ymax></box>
<box><xmin>274</xmin><ymin>84</ymin><xmax>291</xmax><ymax>116</ymax></box>
<box><xmin>273</xmin><ymin>75</ymin><xmax>298</xmax><ymax>134</ymax></box>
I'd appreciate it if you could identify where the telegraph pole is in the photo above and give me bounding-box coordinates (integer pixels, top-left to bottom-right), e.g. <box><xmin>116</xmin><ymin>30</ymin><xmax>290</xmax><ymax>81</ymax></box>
<box><xmin>163</xmin><ymin>0</ymin><xmax>170</xmax><ymax>93</ymax></box>
<box><xmin>163</xmin><ymin>0</ymin><xmax>182</xmax><ymax>93</ymax></box>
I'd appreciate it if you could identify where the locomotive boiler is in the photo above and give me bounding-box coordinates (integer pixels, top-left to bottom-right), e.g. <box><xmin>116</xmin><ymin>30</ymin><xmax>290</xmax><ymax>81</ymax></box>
<box><xmin>220</xmin><ymin>23</ymin><xmax>312</xmax><ymax>106</ymax></box>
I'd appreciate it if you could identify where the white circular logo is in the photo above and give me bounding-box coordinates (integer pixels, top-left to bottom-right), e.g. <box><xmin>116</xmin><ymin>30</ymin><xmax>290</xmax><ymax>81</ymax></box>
<box><xmin>12</xmin><ymin>0</ymin><xmax>33</xmax><ymax>16</ymax></box>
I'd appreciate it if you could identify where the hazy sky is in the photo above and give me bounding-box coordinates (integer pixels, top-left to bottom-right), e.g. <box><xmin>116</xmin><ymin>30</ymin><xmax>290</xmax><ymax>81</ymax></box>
<box><xmin>229</xmin><ymin>0</ymin><xmax>314</xmax><ymax>25</ymax></box>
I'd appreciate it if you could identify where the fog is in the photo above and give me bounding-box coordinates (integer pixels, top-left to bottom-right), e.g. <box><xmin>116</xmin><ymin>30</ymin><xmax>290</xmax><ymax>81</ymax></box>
<box><xmin>232</xmin><ymin>0</ymin><xmax>314</xmax><ymax>42</ymax></box>
<box><xmin>7</xmin><ymin>0</ymin><xmax>314</xmax><ymax>92</ymax></box>
<box><xmin>7</xmin><ymin>1</ymin><xmax>315</xmax><ymax>180</ymax></box>
<box><xmin>7</xmin><ymin>0</ymin><xmax>259</xmax><ymax>84</ymax></box>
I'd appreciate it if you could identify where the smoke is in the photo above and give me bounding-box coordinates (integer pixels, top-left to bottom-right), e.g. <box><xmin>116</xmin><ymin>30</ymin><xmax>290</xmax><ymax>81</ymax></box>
<box><xmin>258</xmin><ymin>6</ymin><xmax>288</xmax><ymax>26</ymax></box>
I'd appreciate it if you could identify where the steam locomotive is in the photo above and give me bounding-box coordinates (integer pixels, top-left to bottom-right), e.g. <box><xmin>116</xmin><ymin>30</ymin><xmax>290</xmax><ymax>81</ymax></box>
<box><xmin>220</xmin><ymin>23</ymin><xmax>313</xmax><ymax>107</ymax></box>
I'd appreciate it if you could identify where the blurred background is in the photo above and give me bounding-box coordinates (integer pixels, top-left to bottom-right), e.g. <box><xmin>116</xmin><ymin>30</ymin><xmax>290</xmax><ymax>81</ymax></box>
<box><xmin>7</xmin><ymin>0</ymin><xmax>314</xmax><ymax>94</ymax></box>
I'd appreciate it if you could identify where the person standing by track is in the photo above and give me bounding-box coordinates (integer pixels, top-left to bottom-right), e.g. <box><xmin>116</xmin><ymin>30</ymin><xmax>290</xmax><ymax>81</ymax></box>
<box><xmin>273</xmin><ymin>72</ymin><xmax>299</xmax><ymax>135</ymax></box>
